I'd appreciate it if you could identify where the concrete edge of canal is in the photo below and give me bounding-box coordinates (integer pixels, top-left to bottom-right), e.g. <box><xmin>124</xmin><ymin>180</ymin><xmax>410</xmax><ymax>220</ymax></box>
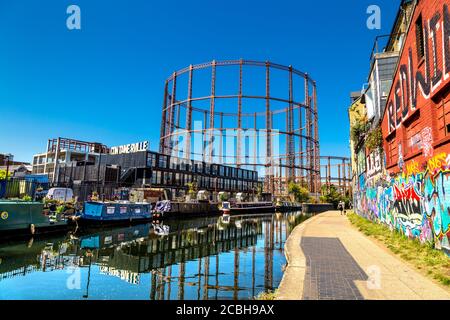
<box><xmin>276</xmin><ymin>212</ymin><xmax>325</xmax><ymax>300</ymax></box>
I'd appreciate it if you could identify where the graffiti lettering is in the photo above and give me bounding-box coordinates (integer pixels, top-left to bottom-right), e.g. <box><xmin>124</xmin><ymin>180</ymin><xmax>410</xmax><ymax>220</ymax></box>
<box><xmin>427</xmin><ymin>152</ymin><xmax>447</xmax><ymax>174</ymax></box>
<box><xmin>406</xmin><ymin>160</ymin><xmax>420</xmax><ymax>177</ymax></box>
<box><xmin>398</xmin><ymin>144</ymin><xmax>405</xmax><ymax>170</ymax></box>
<box><xmin>421</xmin><ymin>127</ymin><xmax>434</xmax><ymax>158</ymax></box>
<box><xmin>388</xmin><ymin>4</ymin><xmax>450</xmax><ymax>133</ymax></box>
<box><xmin>367</xmin><ymin>150</ymin><xmax>382</xmax><ymax>179</ymax></box>
<box><xmin>394</xmin><ymin>184</ymin><xmax>420</xmax><ymax>202</ymax></box>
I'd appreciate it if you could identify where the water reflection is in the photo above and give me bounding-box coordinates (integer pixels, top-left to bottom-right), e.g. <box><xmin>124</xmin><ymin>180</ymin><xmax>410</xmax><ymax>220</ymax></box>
<box><xmin>0</xmin><ymin>212</ymin><xmax>310</xmax><ymax>300</ymax></box>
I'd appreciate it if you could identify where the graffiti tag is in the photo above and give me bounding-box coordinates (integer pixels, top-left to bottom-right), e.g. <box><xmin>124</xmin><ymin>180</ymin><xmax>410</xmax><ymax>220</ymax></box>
<box><xmin>406</xmin><ymin>160</ymin><xmax>420</xmax><ymax>177</ymax></box>
<box><xmin>427</xmin><ymin>152</ymin><xmax>448</xmax><ymax>174</ymax></box>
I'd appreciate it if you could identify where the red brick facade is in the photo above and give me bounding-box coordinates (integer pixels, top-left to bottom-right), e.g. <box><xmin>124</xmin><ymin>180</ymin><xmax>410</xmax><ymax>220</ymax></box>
<box><xmin>383</xmin><ymin>0</ymin><xmax>450</xmax><ymax>172</ymax></box>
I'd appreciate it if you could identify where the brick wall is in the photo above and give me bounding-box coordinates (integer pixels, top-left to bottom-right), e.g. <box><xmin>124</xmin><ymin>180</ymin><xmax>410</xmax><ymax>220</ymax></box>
<box><xmin>355</xmin><ymin>0</ymin><xmax>450</xmax><ymax>252</ymax></box>
<box><xmin>382</xmin><ymin>0</ymin><xmax>450</xmax><ymax>171</ymax></box>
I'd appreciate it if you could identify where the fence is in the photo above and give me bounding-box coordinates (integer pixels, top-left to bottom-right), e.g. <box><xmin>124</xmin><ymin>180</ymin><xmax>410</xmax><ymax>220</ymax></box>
<box><xmin>0</xmin><ymin>179</ymin><xmax>44</xmax><ymax>200</ymax></box>
<box><xmin>56</xmin><ymin>181</ymin><xmax>139</xmax><ymax>202</ymax></box>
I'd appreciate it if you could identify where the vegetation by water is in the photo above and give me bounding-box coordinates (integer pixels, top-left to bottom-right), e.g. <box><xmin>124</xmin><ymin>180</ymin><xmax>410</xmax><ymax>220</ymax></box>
<box><xmin>287</xmin><ymin>182</ymin><xmax>311</xmax><ymax>203</ymax></box>
<box><xmin>348</xmin><ymin>212</ymin><xmax>450</xmax><ymax>287</ymax></box>
<box><xmin>286</xmin><ymin>181</ymin><xmax>351</xmax><ymax>207</ymax></box>
<box><xmin>320</xmin><ymin>185</ymin><xmax>351</xmax><ymax>208</ymax></box>
<box><xmin>255</xmin><ymin>289</ymin><xmax>278</xmax><ymax>300</ymax></box>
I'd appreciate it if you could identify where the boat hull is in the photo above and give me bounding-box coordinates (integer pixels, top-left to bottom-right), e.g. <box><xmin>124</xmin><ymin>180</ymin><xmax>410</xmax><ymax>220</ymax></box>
<box><xmin>0</xmin><ymin>201</ymin><xmax>69</xmax><ymax>240</ymax></box>
<box><xmin>77</xmin><ymin>202</ymin><xmax>152</xmax><ymax>226</ymax></box>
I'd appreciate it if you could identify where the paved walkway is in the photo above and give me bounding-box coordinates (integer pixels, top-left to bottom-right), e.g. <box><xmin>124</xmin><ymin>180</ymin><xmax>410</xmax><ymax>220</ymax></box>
<box><xmin>277</xmin><ymin>211</ymin><xmax>450</xmax><ymax>300</ymax></box>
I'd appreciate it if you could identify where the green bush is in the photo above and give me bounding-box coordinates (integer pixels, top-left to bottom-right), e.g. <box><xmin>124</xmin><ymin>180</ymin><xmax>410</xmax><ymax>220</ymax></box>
<box><xmin>288</xmin><ymin>182</ymin><xmax>311</xmax><ymax>203</ymax></box>
<box><xmin>0</xmin><ymin>169</ymin><xmax>11</xmax><ymax>180</ymax></box>
<box><xmin>365</xmin><ymin>126</ymin><xmax>383</xmax><ymax>152</ymax></box>
<box><xmin>350</xmin><ymin>118</ymin><xmax>369</xmax><ymax>146</ymax></box>
<box><xmin>21</xmin><ymin>195</ymin><xmax>32</xmax><ymax>202</ymax></box>
<box><xmin>320</xmin><ymin>184</ymin><xmax>349</xmax><ymax>207</ymax></box>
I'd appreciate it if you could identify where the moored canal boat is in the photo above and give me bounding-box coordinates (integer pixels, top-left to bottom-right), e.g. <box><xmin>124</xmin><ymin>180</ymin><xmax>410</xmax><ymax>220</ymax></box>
<box><xmin>220</xmin><ymin>201</ymin><xmax>231</xmax><ymax>215</ymax></box>
<box><xmin>227</xmin><ymin>202</ymin><xmax>275</xmax><ymax>214</ymax></box>
<box><xmin>0</xmin><ymin>200</ymin><xmax>69</xmax><ymax>239</ymax></box>
<box><xmin>75</xmin><ymin>201</ymin><xmax>152</xmax><ymax>226</ymax></box>
<box><xmin>275</xmin><ymin>201</ymin><xmax>303</xmax><ymax>212</ymax></box>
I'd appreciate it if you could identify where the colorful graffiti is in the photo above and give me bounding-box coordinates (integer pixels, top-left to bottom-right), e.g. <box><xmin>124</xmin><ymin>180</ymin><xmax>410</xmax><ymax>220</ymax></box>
<box><xmin>421</xmin><ymin>127</ymin><xmax>434</xmax><ymax>158</ymax></box>
<box><xmin>405</xmin><ymin>160</ymin><xmax>420</xmax><ymax>177</ymax></box>
<box><xmin>355</xmin><ymin>154</ymin><xmax>450</xmax><ymax>251</ymax></box>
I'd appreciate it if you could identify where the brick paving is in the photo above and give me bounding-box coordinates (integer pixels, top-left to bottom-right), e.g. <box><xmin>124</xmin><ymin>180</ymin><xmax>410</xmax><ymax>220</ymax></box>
<box><xmin>301</xmin><ymin>237</ymin><xmax>367</xmax><ymax>300</ymax></box>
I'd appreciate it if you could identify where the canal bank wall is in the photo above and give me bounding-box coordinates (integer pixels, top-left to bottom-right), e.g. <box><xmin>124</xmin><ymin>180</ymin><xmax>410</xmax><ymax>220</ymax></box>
<box><xmin>302</xmin><ymin>203</ymin><xmax>333</xmax><ymax>214</ymax></box>
<box><xmin>160</xmin><ymin>202</ymin><xmax>331</xmax><ymax>219</ymax></box>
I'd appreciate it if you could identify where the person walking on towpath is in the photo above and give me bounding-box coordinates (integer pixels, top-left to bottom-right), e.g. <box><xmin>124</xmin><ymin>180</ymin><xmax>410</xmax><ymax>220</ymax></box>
<box><xmin>338</xmin><ymin>201</ymin><xmax>346</xmax><ymax>215</ymax></box>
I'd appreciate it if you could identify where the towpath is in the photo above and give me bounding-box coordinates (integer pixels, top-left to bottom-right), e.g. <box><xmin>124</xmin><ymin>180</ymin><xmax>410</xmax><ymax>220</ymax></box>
<box><xmin>277</xmin><ymin>211</ymin><xmax>450</xmax><ymax>300</ymax></box>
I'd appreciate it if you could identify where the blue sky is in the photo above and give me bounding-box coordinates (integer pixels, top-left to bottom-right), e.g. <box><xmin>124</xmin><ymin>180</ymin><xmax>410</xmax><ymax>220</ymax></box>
<box><xmin>0</xmin><ymin>0</ymin><xmax>400</xmax><ymax>162</ymax></box>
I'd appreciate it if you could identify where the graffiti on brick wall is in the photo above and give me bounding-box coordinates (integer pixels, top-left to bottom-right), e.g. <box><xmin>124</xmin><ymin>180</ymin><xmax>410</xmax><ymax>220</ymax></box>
<box><xmin>366</xmin><ymin>150</ymin><xmax>382</xmax><ymax>179</ymax></box>
<box><xmin>421</xmin><ymin>127</ymin><xmax>434</xmax><ymax>158</ymax></box>
<box><xmin>398</xmin><ymin>144</ymin><xmax>405</xmax><ymax>170</ymax></box>
<box><xmin>355</xmin><ymin>154</ymin><xmax>450</xmax><ymax>251</ymax></box>
<box><xmin>408</xmin><ymin>128</ymin><xmax>434</xmax><ymax>157</ymax></box>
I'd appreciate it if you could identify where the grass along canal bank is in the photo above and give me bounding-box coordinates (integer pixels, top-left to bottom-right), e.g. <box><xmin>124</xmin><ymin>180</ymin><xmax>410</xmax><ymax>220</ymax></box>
<box><xmin>348</xmin><ymin>212</ymin><xmax>450</xmax><ymax>288</ymax></box>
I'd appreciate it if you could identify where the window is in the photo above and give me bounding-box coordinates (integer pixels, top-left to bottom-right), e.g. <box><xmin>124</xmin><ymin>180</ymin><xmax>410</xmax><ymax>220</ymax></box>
<box><xmin>152</xmin><ymin>170</ymin><xmax>160</xmax><ymax>184</ymax></box>
<box><xmin>405</xmin><ymin>115</ymin><xmax>421</xmax><ymax>155</ymax></box>
<box><xmin>158</xmin><ymin>155</ymin><xmax>168</xmax><ymax>168</ymax></box>
<box><xmin>147</xmin><ymin>153</ymin><xmax>156</xmax><ymax>168</ymax></box>
<box><xmin>387</xmin><ymin>137</ymin><xmax>398</xmax><ymax>167</ymax></box>
<box><xmin>170</xmin><ymin>157</ymin><xmax>178</xmax><ymax>170</ymax></box>
<box><xmin>416</xmin><ymin>14</ymin><xmax>425</xmax><ymax>60</ymax></box>
<box><xmin>436</xmin><ymin>92</ymin><xmax>450</xmax><ymax>139</ymax></box>
<box><xmin>162</xmin><ymin>172</ymin><xmax>172</xmax><ymax>185</ymax></box>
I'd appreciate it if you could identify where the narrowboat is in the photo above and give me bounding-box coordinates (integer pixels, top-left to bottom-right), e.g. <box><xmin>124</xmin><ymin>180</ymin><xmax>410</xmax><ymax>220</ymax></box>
<box><xmin>76</xmin><ymin>223</ymin><xmax>151</xmax><ymax>250</ymax></box>
<box><xmin>220</xmin><ymin>201</ymin><xmax>231</xmax><ymax>215</ymax></box>
<box><xmin>76</xmin><ymin>201</ymin><xmax>152</xmax><ymax>225</ymax></box>
<box><xmin>0</xmin><ymin>200</ymin><xmax>68</xmax><ymax>239</ymax></box>
<box><xmin>226</xmin><ymin>202</ymin><xmax>275</xmax><ymax>214</ymax></box>
<box><xmin>152</xmin><ymin>200</ymin><xmax>221</xmax><ymax>220</ymax></box>
<box><xmin>152</xmin><ymin>200</ymin><xmax>171</xmax><ymax>220</ymax></box>
<box><xmin>275</xmin><ymin>201</ymin><xmax>303</xmax><ymax>212</ymax></box>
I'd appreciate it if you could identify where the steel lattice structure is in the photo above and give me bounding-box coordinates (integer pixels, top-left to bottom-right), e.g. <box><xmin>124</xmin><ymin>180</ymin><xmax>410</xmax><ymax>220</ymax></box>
<box><xmin>320</xmin><ymin>156</ymin><xmax>352</xmax><ymax>197</ymax></box>
<box><xmin>159</xmin><ymin>59</ymin><xmax>320</xmax><ymax>195</ymax></box>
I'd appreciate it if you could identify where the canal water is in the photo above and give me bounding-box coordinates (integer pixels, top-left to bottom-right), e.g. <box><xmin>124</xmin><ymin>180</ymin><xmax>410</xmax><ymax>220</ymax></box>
<box><xmin>0</xmin><ymin>212</ymin><xmax>310</xmax><ymax>300</ymax></box>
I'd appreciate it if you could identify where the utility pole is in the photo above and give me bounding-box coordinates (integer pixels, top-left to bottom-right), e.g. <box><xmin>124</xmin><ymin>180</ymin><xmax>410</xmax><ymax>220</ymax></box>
<box><xmin>5</xmin><ymin>155</ymin><xmax>10</xmax><ymax>180</ymax></box>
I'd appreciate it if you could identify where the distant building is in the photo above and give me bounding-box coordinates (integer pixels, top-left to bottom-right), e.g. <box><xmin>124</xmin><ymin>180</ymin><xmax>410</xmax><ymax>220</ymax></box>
<box><xmin>0</xmin><ymin>164</ymin><xmax>32</xmax><ymax>177</ymax></box>
<box><xmin>32</xmin><ymin>137</ymin><xmax>109</xmax><ymax>183</ymax></box>
<box><xmin>0</xmin><ymin>153</ymin><xmax>29</xmax><ymax>167</ymax></box>
<box><xmin>350</xmin><ymin>91</ymin><xmax>362</xmax><ymax>104</ymax></box>
<box><xmin>0</xmin><ymin>153</ymin><xmax>13</xmax><ymax>166</ymax></box>
<box><xmin>57</xmin><ymin>150</ymin><xmax>261</xmax><ymax>201</ymax></box>
<box><xmin>35</xmin><ymin>137</ymin><xmax>261</xmax><ymax>201</ymax></box>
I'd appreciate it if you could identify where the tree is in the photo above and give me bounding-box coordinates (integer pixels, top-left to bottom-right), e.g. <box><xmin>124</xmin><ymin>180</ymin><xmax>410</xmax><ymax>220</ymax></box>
<box><xmin>288</xmin><ymin>182</ymin><xmax>311</xmax><ymax>203</ymax></box>
<box><xmin>0</xmin><ymin>169</ymin><xmax>11</xmax><ymax>180</ymax></box>
<box><xmin>320</xmin><ymin>184</ymin><xmax>345</xmax><ymax>208</ymax></box>
<box><xmin>186</xmin><ymin>181</ymin><xmax>198</xmax><ymax>199</ymax></box>
<box><xmin>219</xmin><ymin>192</ymin><xmax>229</xmax><ymax>202</ymax></box>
